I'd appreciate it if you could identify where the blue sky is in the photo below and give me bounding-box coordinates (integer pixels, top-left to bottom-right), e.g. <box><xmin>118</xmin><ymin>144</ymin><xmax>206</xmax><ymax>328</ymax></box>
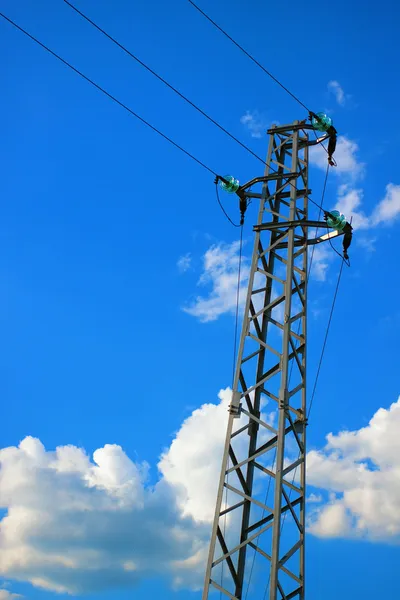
<box><xmin>1</xmin><ymin>0</ymin><xmax>400</xmax><ymax>599</ymax></box>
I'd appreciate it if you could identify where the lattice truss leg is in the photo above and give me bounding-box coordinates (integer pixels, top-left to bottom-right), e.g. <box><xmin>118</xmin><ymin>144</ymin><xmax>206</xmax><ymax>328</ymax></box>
<box><xmin>203</xmin><ymin>124</ymin><xmax>310</xmax><ymax>600</ymax></box>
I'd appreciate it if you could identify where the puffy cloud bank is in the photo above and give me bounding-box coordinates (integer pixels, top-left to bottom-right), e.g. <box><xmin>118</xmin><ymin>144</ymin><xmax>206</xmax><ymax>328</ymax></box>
<box><xmin>0</xmin><ymin>390</ymin><xmax>235</xmax><ymax>595</ymax></box>
<box><xmin>1</xmin><ymin>393</ymin><xmax>400</xmax><ymax>594</ymax></box>
<box><xmin>308</xmin><ymin>397</ymin><xmax>400</xmax><ymax>540</ymax></box>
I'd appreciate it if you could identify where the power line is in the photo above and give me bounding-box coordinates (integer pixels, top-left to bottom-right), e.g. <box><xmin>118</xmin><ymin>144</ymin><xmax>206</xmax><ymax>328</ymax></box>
<box><xmin>308</xmin><ymin>256</ymin><xmax>344</xmax><ymax>418</ymax></box>
<box><xmin>188</xmin><ymin>0</ymin><xmax>311</xmax><ymax>114</ymax></box>
<box><xmin>2</xmin><ymin>10</ymin><xmax>332</xmax><ymax>227</ymax></box>
<box><xmin>215</xmin><ymin>184</ymin><xmax>241</xmax><ymax>227</ymax></box>
<box><xmin>63</xmin><ymin>0</ymin><xmax>268</xmax><ymax>168</ymax></box>
<box><xmin>65</xmin><ymin>0</ymin><xmax>332</xmax><ymax>212</ymax></box>
<box><xmin>232</xmin><ymin>225</ymin><xmax>245</xmax><ymax>387</ymax></box>
<box><xmin>6</xmin><ymin>4</ymin><xmax>329</xmax><ymax>218</ymax></box>
<box><xmin>309</xmin><ymin>164</ymin><xmax>330</xmax><ymax>271</ymax></box>
<box><xmin>0</xmin><ymin>11</ymin><xmax>217</xmax><ymax>177</ymax></box>
<box><xmin>219</xmin><ymin>224</ymin><xmax>244</xmax><ymax>598</ymax></box>
<box><xmin>1</xmin><ymin>12</ymin><xmax>328</xmax><ymax>241</ymax></box>
<box><xmin>186</xmin><ymin>0</ymin><xmax>340</xmax><ymax>209</ymax></box>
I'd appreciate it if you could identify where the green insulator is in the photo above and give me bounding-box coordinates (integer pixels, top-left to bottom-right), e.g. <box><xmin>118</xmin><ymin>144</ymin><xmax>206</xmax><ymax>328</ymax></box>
<box><xmin>312</xmin><ymin>112</ymin><xmax>333</xmax><ymax>132</ymax></box>
<box><xmin>326</xmin><ymin>209</ymin><xmax>346</xmax><ymax>231</ymax></box>
<box><xmin>219</xmin><ymin>175</ymin><xmax>240</xmax><ymax>193</ymax></box>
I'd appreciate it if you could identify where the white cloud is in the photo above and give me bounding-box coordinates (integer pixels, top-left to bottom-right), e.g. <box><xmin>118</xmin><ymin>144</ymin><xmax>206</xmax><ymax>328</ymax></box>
<box><xmin>328</xmin><ymin>80</ymin><xmax>348</xmax><ymax>106</ymax></box>
<box><xmin>333</xmin><ymin>183</ymin><xmax>400</xmax><ymax>232</ymax></box>
<box><xmin>371</xmin><ymin>183</ymin><xmax>400</xmax><ymax>226</ymax></box>
<box><xmin>0</xmin><ymin>435</ymin><xmax>209</xmax><ymax>594</ymax></box>
<box><xmin>309</xmin><ymin>501</ymin><xmax>352</xmax><ymax>538</ymax></box>
<box><xmin>182</xmin><ymin>235</ymin><xmax>338</xmax><ymax>324</ymax></box>
<box><xmin>3</xmin><ymin>388</ymin><xmax>400</xmax><ymax>595</ymax></box>
<box><xmin>183</xmin><ymin>241</ymin><xmax>249</xmax><ymax>322</ymax></box>
<box><xmin>0</xmin><ymin>386</ymin><xmax>276</xmax><ymax>596</ymax></box>
<box><xmin>0</xmin><ymin>388</ymin><xmax>254</xmax><ymax>595</ymax></box>
<box><xmin>307</xmin><ymin>396</ymin><xmax>400</xmax><ymax>541</ymax></box>
<box><xmin>159</xmin><ymin>388</ymin><xmax>230</xmax><ymax>523</ymax></box>
<box><xmin>0</xmin><ymin>591</ymin><xmax>23</xmax><ymax>600</ymax></box>
<box><xmin>177</xmin><ymin>253</ymin><xmax>192</xmax><ymax>273</ymax></box>
<box><xmin>307</xmin><ymin>493</ymin><xmax>323</xmax><ymax>503</ymax></box>
<box><xmin>240</xmin><ymin>110</ymin><xmax>268</xmax><ymax>139</ymax></box>
<box><xmin>335</xmin><ymin>184</ymin><xmax>369</xmax><ymax>229</ymax></box>
<box><xmin>310</xmin><ymin>135</ymin><xmax>365</xmax><ymax>179</ymax></box>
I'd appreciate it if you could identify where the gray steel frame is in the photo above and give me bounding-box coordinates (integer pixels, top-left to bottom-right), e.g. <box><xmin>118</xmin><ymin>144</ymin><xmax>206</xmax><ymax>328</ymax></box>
<box><xmin>202</xmin><ymin>122</ymin><xmax>316</xmax><ymax>600</ymax></box>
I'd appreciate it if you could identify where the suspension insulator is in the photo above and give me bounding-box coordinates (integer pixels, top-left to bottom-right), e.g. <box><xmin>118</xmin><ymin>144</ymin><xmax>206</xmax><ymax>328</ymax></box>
<box><xmin>326</xmin><ymin>209</ymin><xmax>346</xmax><ymax>231</ymax></box>
<box><xmin>219</xmin><ymin>175</ymin><xmax>240</xmax><ymax>193</ymax></box>
<box><xmin>312</xmin><ymin>112</ymin><xmax>333</xmax><ymax>132</ymax></box>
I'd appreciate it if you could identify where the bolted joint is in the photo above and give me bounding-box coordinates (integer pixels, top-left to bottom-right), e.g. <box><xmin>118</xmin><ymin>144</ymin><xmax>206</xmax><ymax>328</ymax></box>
<box><xmin>229</xmin><ymin>390</ymin><xmax>242</xmax><ymax>418</ymax></box>
<box><xmin>294</xmin><ymin>408</ymin><xmax>308</xmax><ymax>429</ymax></box>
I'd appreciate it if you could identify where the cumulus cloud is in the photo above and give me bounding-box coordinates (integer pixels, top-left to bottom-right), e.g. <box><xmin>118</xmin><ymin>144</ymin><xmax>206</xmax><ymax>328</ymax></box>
<box><xmin>240</xmin><ymin>110</ymin><xmax>269</xmax><ymax>139</ymax></box>
<box><xmin>309</xmin><ymin>501</ymin><xmax>352</xmax><ymax>538</ymax></box>
<box><xmin>327</xmin><ymin>80</ymin><xmax>348</xmax><ymax>106</ymax></box>
<box><xmin>159</xmin><ymin>388</ymin><xmax>231</xmax><ymax>523</ymax></box>
<box><xmin>335</xmin><ymin>184</ymin><xmax>369</xmax><ymax>229</ymax></box>
<box><xmin>2</xmin><ymin>389</ymin><xmax>400</xmax><ymax>595</ymax></box>
<box><xmin>310</xmin><ymin>135</ymin><xmax>365</xmax><ymax>179</ymax></box>
<box><xmin>307</xmin><ymin>397</ymin><xmax>400</xmax><ymax>541</ymax></box>
<box><xmin>0</xmin><ymin>435</ymin><xmax>210</xmax><ymax>594</ymax></box>
<box><xmin>0</xmin><ymin>389</ymin><xmax>251</xmax><ymax>595</ymax></box>
<box><xmin>177</xmin><ymin>253</ymin><xmax>192</xmax><ymax>273</ymax></box>
<box><xmin>0</xmin><ymin>386</ymin><xmax>276</xmax><ymax>596</ymax></box>
<box><xmin>182</xmin><ymin>241</ymin><xmax>249</xmax><ymax>322</ymax></box>
<box><xmin>371</xmin><ymin>183</ymin><xmax>400</xmax><ymax>226</ymax></box>
<box><xmin>333</xmin><ymin>183</ymin><xmax>400</xmax><ymax>231</ymax></box>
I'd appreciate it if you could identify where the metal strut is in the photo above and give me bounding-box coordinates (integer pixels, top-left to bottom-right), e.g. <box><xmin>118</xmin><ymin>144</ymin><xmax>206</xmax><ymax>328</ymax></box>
<box><xmin>202</xmin><ymin>121</ymin><xmax>318</xmax><ymax>600</ymax></box>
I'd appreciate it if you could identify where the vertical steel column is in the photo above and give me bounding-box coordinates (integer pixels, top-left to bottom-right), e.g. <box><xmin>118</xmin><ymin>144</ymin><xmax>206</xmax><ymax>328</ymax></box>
<box><xmin>202</xmin><ymin>122</ymin><xmax>309</xmax><ymax>600</ymax></box>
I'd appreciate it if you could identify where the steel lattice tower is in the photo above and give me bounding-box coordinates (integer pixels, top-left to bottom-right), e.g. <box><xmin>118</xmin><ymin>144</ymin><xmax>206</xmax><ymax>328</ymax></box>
<box><xmin>202</xmin><ymin>121</ymin><xmax>337</xmax><ymax>600</ymax></box>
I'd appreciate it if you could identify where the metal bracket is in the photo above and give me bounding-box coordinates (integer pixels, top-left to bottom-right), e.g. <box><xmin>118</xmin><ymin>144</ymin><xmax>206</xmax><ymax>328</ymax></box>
<box><xmin>253</xmin><ymin>220</ymin><xmax>330</xmax><ymax>232</ymax></box>
<box><xmin>229</xmin><ymin>391</ymin><xmax>242</xmax><ymax>418</ymax></box>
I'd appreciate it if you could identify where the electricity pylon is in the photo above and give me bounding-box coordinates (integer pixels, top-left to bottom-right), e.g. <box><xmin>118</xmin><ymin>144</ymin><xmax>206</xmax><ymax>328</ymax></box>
<box><xmin>202</xmin><ymin>121</ymin><xmax>340</xmax><ymax>600</ymax></box>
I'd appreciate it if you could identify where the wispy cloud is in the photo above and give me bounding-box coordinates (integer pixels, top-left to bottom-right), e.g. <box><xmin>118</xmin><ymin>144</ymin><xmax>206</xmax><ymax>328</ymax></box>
<box><xmin>0</xmin><ymin>592</ymin><xmax>23</xmax><ymax>600</ymax></box>
<box><xmin>307</xmin><ymin>493</ymin><xmax>323</xmax><ymax>504</ymax></box>
<box><xmin>177</xmin><ymin>253</ymin><xmax>192</xmax><ymax>273</ymax></box>
<box><xmin>182</xmin><ymin>240</ymin><xmax>249</xmax><ymax>322</ymax></box>
<box><xmin>328</xmin><ymin>80</ymin><xmax>349</xmax><ymax>106</ymax></box>
<box><xmin>356</xmin><ymin>236</ymin><xmax>377</xmax><ymax>253</ymax></box>
<box><xmin>240</xmin><ymin>110</ymin><xmax>269</xmax><ymax>139</ymax></box>
<box><xmin>311</xmin><ymin>245</ymin><xmax>331</xmax><ymax>282</ymax></box>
